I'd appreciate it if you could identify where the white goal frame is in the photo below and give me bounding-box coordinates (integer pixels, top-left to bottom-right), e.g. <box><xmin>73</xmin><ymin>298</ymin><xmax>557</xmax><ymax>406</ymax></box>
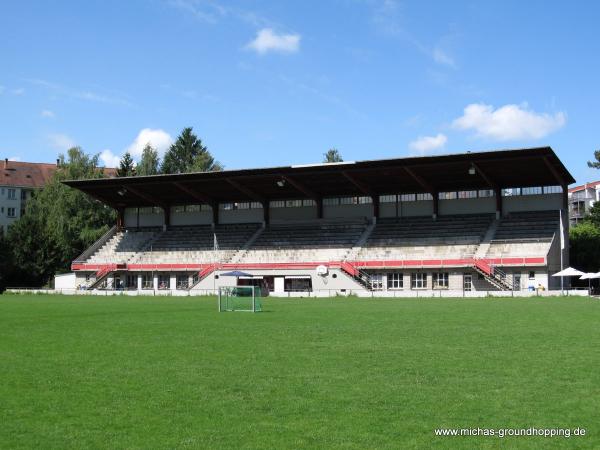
<box><xmin>218</xmin><ymin>286</ymin><xmax>261</xmax><ymax>312</ymax></box>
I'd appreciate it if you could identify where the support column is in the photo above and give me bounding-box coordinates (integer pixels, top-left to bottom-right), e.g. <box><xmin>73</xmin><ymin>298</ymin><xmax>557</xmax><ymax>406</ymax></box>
<box><xmin>116</xmin><ymin>207</ymin><xmax>125</xmax><ymax>230</ymax></box>
<box><xmin>495</xmin><ymin>188</ymin><xmax>503</xmax><ymax>219</ymax></box>
<box><xmin>432</xmin><ymin>192</ymin><xmax>438</xmax><ymax>220</ymax></box>
<box><xmin>170</xmin><ymin>273</ymin><xmax>177</xmax><ymax>291</ymax></box>
<box><xmin>561</xmin><ymin>184</ymin><xmax>570</xmax><ymax>288</ymax></box>
<box><xmin>153</xmin><ymin>273</ymin><xmax>159</xmax><ymax>291</ymax></box>
<box><xmin>372</xmin><ymin>195</ymin><xmax>380</xmax><ymax>223</ymax></box>
<box><xmin>137</xmin><ymin>273</ymin><xmax>142</xmax><ymax>291</ymax></box>
<box><xmin>211</xmin><ymin>203</ymin><xmax>219</xmax><ymax>227</ymax></box>
<box><xmin>163</xmin><ymin>206</ymin><xmax>171</xmax><ymax>229</ymax></box>
<box><xmin>262</xmin><ymin>201</ymin><xmax>270</xmax><ymax>226</ymax></box>
<box><xmin>316</xmin><ymin>198</ymin><xmax>323</xmax><ymax>219</ymax></box>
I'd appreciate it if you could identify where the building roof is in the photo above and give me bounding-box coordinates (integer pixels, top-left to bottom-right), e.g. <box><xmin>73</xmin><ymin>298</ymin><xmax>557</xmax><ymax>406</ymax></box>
<box><xmin>568</xmin><ymin>181</ymin><xmax>600</xmax><ymax>193</ymax></box>
<box><xmin>0</xmin><ymin>160</ymin><xmax>57</xmax><ymax>188</ymax></box>
<box><xmin>1</xmin><ymin>158</ymin><xmax>117</xmax><ymax>189</ymax></box>
<box><xmin>63</xmin><ymin>146</ymin><xmax>575</xmax><ymax>208</ymax></box>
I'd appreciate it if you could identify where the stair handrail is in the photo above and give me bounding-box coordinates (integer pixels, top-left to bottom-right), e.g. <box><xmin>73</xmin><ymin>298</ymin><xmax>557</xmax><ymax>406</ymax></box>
<box><xmin>73</xmin><ymin>225</ymin><xmax>117</xmax><ymax>263</ymax></box>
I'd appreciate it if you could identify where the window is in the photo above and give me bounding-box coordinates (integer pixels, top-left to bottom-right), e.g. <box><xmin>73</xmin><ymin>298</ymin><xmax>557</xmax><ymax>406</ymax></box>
<box><xmin>411</xmin><ymin>273</ymin><xmax>427</xmax><ymax>289</ymax></box>
<box><xmin>387</xmin><ymin>272</ymin><xmax>403</xmax><ymax>289</ymax></box>
<box><xmin>201</xmin><ymin>204</ymin><xmax>212</xmax><ymax>211</ymax></box>
<box><xmin>302</xmin><ymin>199</ymin><xmax>315</xmax><ymax>207</ymax></box>
<box><xmin>152</xmin><ymin>207</ymin><xmax>162</xmax><ymax>214</ymax></box>
<box><xmin>21</xmin><ymin>190</ymin><xmax>28</xmax><ymax>200</ymax></box>
<box><xmin>7</xmin><ymin>189</ymin><xmax>16</xmax><ymax>200</ymax></box>
<box><xmin>502</xmin><ymin>188</ymin><xmax>520</xmax><ymax>196</ymax></box>
<box><xmin>521</xmin><ymin>186</ymin><xmax>543</xmax><ymax>195</ymax></box>
<box><xmin>544</xmin><ymin>186</ymin><xmax>562</xmax><ymax>194</ymax></box>
<box><xmin>400</xmin><ymin>193</ymin><xmax>416</xmax><ymax>202</ymax></box>
<box><xmin>1</xmin><ymin>188</ymin><xmax>4</xmax><ymax>195</ymax></box>
<box><xmin>236</xmin><ymin>202</ymin><xmax>250</xmax><ymax>209</ymax></box>
<box><xmin>174</xmin><ymin>205</ymin><xmax>185</xmax><ymax>213</ymax></box>
<box><xmin>358</xmin><ymin>196</ymin><xmax>372</xmax><ymax>204</ymax></box>
<box><xmin>416</xmin><ymin>193</ymin><xmax>433</xmax><ymax>201</ymax></box>
<box><xmin>340</xmin><ymin>196</ymin><xmax>356</xmax><ymax>205</ymax></box>
<box><xmin>478</xmin><ymin>189</ymin><xmax>494</xmax><ymax>197</ymax></box>
<box><xmin>285</xmin><ymin>199</ymin><xmax>302</xmax><ymax>208</ymax></box>
<box><xmin>176</xmin><ymin>274</ymin><xmax>189</xmax><ymax>290</ymax></box>
<box><xmin>139</xmin><ymin>207</ymin><xmax>153</xmax><ymax>214</ymax></box>
<box><xmin>528</xmin><ymin>271</ymin><xmax>535</xmax><ymax>280</ymax></box>
<box><xmin>270</xmin><ymin>200</ymin><xmax>285</xmax><ymax>208</ymax></box>
<box><xmin>463</xmin><ymin>274</ymin><xmax>472</xmax><ymax>291</ymax></box>
<box><xmin>142</xmin><ymin>273</ymin><xmax>153</xmax><ymax>289</ymax></box>
<box><xmin>251</xmin><ymin>201</ymin><xmax>263</xmax><ymax>209</ymax></box>
<box><xmin>439</xmin><ymin>192</ymin><xmax>457</xmax><ymax>200</ymax></box>
<box><xmin>457</xmin><ymin>190</ymin><xmax>477</xmax><ymax>199</ymax></box>
<box><xmin>7</xmin><ymin>207</ymin><xmax>16</xmax><ymax>217</ymax></box>
<box><xmin>380</xmin><ymin>195</ymin><xmax>397</xmax><ymax>203</ymax></box>
<box><xmin>158</xmin><ymin>274</ymin><xmax>170</xmax><ymax>290</ymax></box>
<box><xmin>126</xmin><ymin>275</ymin><xmax>137</xmax><ymax>289</ymax></box>
<box><xmin>186</xmin><ymin>204</ymin><xmax>201</xmax><ymax>212</ymax></box>
<box><xmin>220</xmin><ymin>203</ymin><xmax>234</xmax><ymax>210</ymax></box>
<box><xmin>323</xmin><ymin>198</ymin><xmax>339</xmax><ymax>206</ymax></box>
<box><xmin>370</xmin><ymin>274</ymin><xmax>383</xmax><ymax>290</ymax></box>
<box><xmin>433</xmin><ymin>272</ymin><xmax>449</xmax><ymax>289</ymax></box>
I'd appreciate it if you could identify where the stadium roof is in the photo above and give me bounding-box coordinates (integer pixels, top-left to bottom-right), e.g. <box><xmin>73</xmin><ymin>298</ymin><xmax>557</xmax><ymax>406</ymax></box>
<box><xmin>63</xmin><ymin>147</ymin><xmax>575</xmax><ymax>208</ymax></box>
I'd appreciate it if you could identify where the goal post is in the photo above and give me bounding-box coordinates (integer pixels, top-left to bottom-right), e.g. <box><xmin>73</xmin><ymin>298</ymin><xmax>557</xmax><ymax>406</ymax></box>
<box><xmin>218</xmin><ymin>286</ymin><xmax>262</xmax><ymax>312</ymax></box>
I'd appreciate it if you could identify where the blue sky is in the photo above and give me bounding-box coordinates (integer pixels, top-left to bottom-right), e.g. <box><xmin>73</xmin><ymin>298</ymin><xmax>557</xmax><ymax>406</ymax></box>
<box><xmin>1</xmin><ymin>0</ymin><xmax>599</xmax><ymax>185</ymax></box>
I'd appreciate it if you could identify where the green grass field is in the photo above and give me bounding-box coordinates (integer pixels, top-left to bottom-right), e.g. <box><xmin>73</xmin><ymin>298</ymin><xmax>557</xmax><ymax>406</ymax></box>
<box><xmin>1</xmin><ymin>294</ymin><xmax>599</xmax><ymax>449</ymax></box>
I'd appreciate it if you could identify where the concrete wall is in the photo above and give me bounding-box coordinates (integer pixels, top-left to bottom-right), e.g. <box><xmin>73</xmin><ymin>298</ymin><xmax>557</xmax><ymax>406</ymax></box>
<box><xmin>323</xmin><ymin>204</ymin><xmax>372</xmax><ymax>219</ymax></box>
<box><xmin>503</xmin><ymin>193</ymin><xmax>562</xmax><ymax>213</ymax></box>
<box><xmin>399</xmin><ymin>200</ymin><xmax>432</xmax><ymax>217</ymax></box>
<box><xmin>219</xmin><ymin>208</ymin><xmax>263</xmax><ymax>224</ymax></box>
<box><xmin>440</xmin><ymin>197</ymin><xmax>496</xmax><ymax>215</ymax></box>
<box><xmin>138</xmin><ymin>209</ymin><xmax>165</xmax><ymax>227</ymax></box>
<box><xmin>171</xmin><ymin>208</ymin><xmax>212</xmax><ymax>226</ymax></box>
<box><xmin>271</xmin><ymin>206</ymin><xmax>318</xmax><ymax>222</ymax></box>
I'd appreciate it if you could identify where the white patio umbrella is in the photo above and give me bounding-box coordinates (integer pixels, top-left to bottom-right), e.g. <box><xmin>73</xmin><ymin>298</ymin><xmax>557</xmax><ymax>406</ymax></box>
<box><xmin>552</xmin><ymin>267</ymin><xmax>585</xmax><ymax>292</ymax></box>
<box><xmin>552</xmin><ymin>267</ymin><xmax>585</xmax><ymax>277</ymax></box>
<box><xmin>579</xmin><ymin>272</ymin><xmax>600</xmax><ymax>292</ymax></box>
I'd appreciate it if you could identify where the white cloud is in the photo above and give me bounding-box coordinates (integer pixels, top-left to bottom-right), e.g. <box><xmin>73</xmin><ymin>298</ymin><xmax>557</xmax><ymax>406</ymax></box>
<box><xmin>126</xmin><ymin>128</ymin><xmax>174</xmax><ymax>158</ymax></box>
<box><xmin>48</xmin><ymin>133</ymin><xmax>76</xmax><ymax>150</ymax></box>
<box><xmin>409</xmin><ymin>133</ymin><xmax>448</xmax><ymax>154</ymax></box>
<box><xmin>246</xmin><ymin>28</ymin><xmax>300</xmax><ymax>55</ymax></box>
<box><xmin>452</xmin><ymin>103</ymin><xmax>566</xmax><ymax>141</ymax></box>
<box><xmin>432</xmin><ymin>47</ymin><xmax>455</xmax><ymax>67</ymax></box>
<box><xmin>41</xmin><ymin>110</ymin><xmax>55</xmax><ymax>118</ymax></box>
<box><xmin>99</xmin><ymin>149</ymin><xmax>121</xmax><ymax>168</ymax></box>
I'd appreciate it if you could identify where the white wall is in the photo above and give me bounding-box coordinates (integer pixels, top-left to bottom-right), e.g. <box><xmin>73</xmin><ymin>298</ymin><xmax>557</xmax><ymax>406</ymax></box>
<box><xmin>271</xmin><ymin>206</ymin><xmax>318</xmax><ymax>222</ymax></box>
<box><xmin>503</xmin><ymin>193</ymin><xmax>562</xmax><ymax>213</ymax></box>
<box><xmin>219</xmin><ymin>208</ymin><xmax>263</xmax><ymax>224</ymax></box>
<box><xmin>55</xmin><ymin>272</ymin><xmax>76</xmax><ymax>289</ymax></box>
<box><xmin>171</xmin><ymin>209</ymin><xmax>212</xmax><ymax>226</ymax></box>
<box><xmin>440</xmin><ymin>197</ymin><xmax>496</xmax><ymax>215</ymax></box>
<box><xmin>324</xmin><ymin>204</ymin><xmax>372</xmax><ymax>219</ymax></box>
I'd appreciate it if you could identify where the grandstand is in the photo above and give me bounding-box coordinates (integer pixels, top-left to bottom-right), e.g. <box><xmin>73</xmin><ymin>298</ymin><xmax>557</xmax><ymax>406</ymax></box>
<box><xmin>65</xmin><ymin>147</ymin><xmax>574</xmax><ymax>295</ymax></box>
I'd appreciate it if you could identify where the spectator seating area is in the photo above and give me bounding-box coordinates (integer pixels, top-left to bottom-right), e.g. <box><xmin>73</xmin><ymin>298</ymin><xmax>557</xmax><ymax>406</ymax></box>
<box><xmin>355</xmin><ymin>214</ymin><xmax>494</xmax><ymax>260</ymax></box>
<box><xmin>81</xmin><ymin>212</ymin><xmax>559</xmax><ymax>266</ymax></box>
<box><xmin>237</xmin><ymin>219</ymin><xmax>368</xmax><ymax>263</ymax></box>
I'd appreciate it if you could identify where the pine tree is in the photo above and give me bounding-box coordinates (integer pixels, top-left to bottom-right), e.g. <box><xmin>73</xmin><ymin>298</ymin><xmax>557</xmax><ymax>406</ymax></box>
<box><xmin>323</xmin><ymin>148</ymin><xmax>343</xmax><ymax>163</ymax></box>
<box><xmin>587</xmin><ymin>150</ymin><xmax>600</xmax><ymax>169</ymax></box>
<box><xmin>161</xmin><ymin>127</ymin><xmax>222</xmax><ymax>174</ymax></box>
<box><xmin>137</xmin><ymin>144</ymin><xmax>160</xmax><ymax>176</ymax></box>
<box><xmin>117</xmin><ymin>152</ymin><xmax>136</xmax><ymax>177</ymax></box>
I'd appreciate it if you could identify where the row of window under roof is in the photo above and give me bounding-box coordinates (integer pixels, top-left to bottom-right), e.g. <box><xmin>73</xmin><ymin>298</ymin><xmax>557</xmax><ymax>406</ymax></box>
<box><xmin>131</xmin><ymin>186</ymin><xmax>563</xmax><ymax>214</ymax></box>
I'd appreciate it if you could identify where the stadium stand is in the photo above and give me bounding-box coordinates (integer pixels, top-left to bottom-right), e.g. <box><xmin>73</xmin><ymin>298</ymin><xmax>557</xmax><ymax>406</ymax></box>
<box><xmin>65</xmin><ymin>147</ymin><xmax>575</xmax><ymax>295</ymax></box>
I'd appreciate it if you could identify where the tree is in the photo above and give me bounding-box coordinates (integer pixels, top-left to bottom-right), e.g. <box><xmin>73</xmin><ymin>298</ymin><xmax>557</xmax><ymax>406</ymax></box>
<box><xmin>137</xmin><ymin>143</ymin><xmax>160</xmax><ymax>176</ymax></box>
<box><xmin>569</xmin><ymin>221</ymin><xmax>600</xmax><ymax>273</ymax></box>
<box><xmin>585</xmin><ymin>202</ymin><xmax>600</xmax><ymax>228</ymax></box>
<box><xmin>323</xmin><ymin>148</ymin><xmax>343</xmax><ymax>163</ymax></box>
<box><xmin>587</xmin><ymin>149</ymin><xmax>600</xmax><ymax>169</ymax></box>
<box><xmin>7</xmin><ymin>147</ymin><xmax>115</xmax><ymax>287</ymax></box>
<box><xmin>117</xmin><ymin>152</ymin><xmax>136</xmax><ymax>177</ymax></box>
<box><xmin>161</xmin><ymin>127</ymin><xmax>222</xmax><ymax>174</ymax></box>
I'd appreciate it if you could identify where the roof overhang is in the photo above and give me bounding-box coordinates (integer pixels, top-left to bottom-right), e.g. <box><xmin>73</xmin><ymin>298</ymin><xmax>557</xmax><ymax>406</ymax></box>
<box><xmin>62</xmin><ymin>146</ymin><xmax>575</xmax><ymax>208</ymax></box>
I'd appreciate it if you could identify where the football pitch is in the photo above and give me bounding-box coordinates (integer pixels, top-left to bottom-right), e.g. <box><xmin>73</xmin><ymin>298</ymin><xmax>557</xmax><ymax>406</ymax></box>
<box><xmin>1</xmin><ymin>294</ymin><xmax>599</xmax><ymax>449</ymax></box>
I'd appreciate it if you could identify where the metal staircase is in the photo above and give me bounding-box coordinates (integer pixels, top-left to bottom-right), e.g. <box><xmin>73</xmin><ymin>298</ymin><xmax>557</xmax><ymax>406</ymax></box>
<box><xmin>340</xmin><ymin>261</ymin><xmax>373</xmax><ymax>290</ymax></box>
<box><xmin>188</xmin><ymin>264</ymin><xmax>217</xmax><ymax>290</ymax></box>
<box><xmin>473</xmin><ymin>258</ymin><xmax>513</xmax><ymax>290</ymax></box>
<box><xmin>87</xmin><ymin>263</ymin><xmax>121</xmax><ymax>290</ymax></box>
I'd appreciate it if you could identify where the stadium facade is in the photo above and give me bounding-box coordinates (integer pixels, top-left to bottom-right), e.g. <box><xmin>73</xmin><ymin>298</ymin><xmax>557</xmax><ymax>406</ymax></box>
<box><xmin>64</xmin><ymin>147</ymin><xmax>575</xmax><ymax>296</ymax></box>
